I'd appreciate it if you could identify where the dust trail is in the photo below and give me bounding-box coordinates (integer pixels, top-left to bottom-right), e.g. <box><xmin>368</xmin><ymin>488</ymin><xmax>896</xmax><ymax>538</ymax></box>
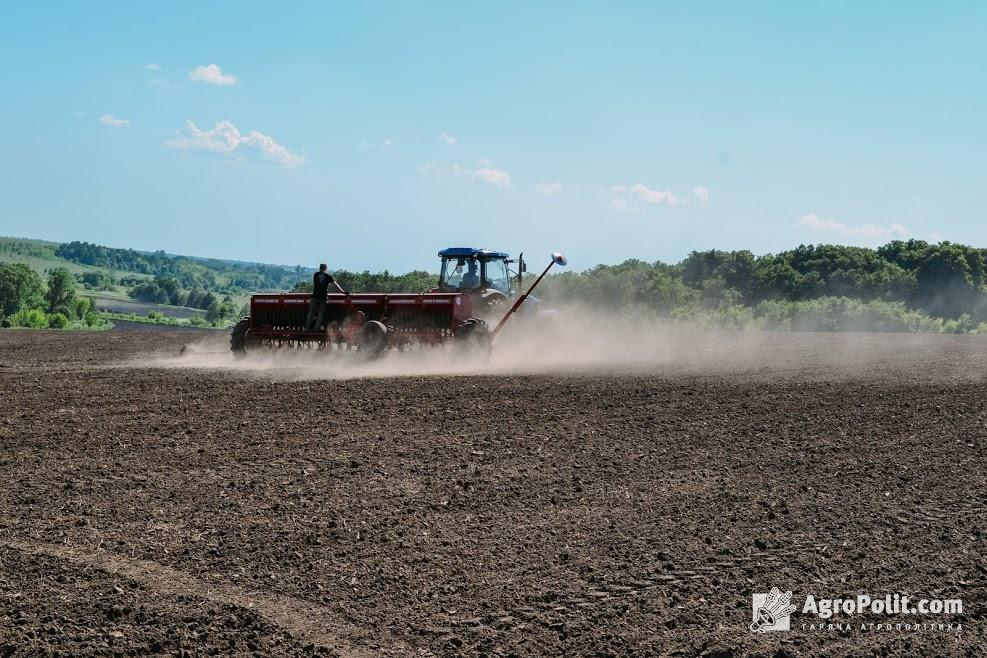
<box><xmin>130</xmin><ymin>310</ymin><xmax>737</xmax><ymax>380</ymax></box>
<box><xmin>129</xmin><ymin>308</ymin><xmax>987</xmax><ymax>382</ymax></box>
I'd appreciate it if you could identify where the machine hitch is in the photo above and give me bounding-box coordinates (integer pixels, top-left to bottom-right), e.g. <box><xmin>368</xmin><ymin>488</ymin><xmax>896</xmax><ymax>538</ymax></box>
<box><xmin>490</xmin><ymin>251</ymin><xmax>567</xmax><ymax>338</ymax></box>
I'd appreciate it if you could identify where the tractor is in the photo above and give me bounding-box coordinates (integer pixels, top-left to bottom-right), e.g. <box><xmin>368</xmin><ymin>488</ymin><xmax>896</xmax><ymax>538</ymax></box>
<box><xmin>432</xmin><ymin>248</ymin><xmax>527</xmax><ymax>320</ymax></box>
<box><xmin>230</xmin><ymin>248</ymin><xmax>566</xmax><ymax>357</ymax></box>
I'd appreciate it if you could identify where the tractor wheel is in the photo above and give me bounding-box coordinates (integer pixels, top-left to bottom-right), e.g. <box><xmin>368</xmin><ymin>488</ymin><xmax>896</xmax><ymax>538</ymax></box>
<box><xmin>230</xmin><ymin>318</ymin><xmax>251</xmax><ymax>359</ymax></box>
<box><xmin>455</xmin><ymin>318</ymin><xmax>492</xmax><ymax>360</ymax></box>
<box><xmin>357</xmin><ymin>320</ymin><xmax>388</xmax><ymax>356</ymax></box>
<box><xmin>479</xmin><ymin>290</ymin><xmax>508</xmax><ymax>323</ymax></box>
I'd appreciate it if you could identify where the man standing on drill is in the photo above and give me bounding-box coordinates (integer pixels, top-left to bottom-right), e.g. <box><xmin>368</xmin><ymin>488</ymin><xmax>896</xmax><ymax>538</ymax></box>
<box><xmin>305</xmin><ymin>263</ymin><xmax>347</xmax><ymax>331</ymax></box>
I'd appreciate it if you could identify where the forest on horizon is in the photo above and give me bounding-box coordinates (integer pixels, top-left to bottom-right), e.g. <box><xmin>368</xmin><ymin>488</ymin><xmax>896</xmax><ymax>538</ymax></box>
<box><xmin>2</xmin><ymin>236</ymin><xmax>987</xmax><ymax>333</ymax></box>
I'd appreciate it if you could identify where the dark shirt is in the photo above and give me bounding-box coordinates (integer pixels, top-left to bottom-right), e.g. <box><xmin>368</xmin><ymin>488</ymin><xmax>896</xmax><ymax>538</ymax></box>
<box><xmin>313</xmin><ymin>271</ymin><xmax>335</xmax><ymax>299</ymax></box>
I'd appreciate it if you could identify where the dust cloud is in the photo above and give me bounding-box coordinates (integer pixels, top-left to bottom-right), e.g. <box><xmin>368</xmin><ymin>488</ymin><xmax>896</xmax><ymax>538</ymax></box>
<box><xmin>134</xmin><ymin>308</ymin><xmax>987</xmax><ymax>382</ymax></box>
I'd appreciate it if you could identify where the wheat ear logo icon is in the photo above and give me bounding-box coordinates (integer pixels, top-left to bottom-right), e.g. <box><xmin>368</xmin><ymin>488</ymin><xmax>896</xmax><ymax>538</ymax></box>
<box><xmin>750</xmin><ymin>588</ymin><xmax>796</xmax><ymax>633</ymax></box>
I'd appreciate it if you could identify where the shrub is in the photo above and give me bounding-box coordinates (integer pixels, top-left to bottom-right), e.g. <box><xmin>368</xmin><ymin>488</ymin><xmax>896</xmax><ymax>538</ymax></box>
<box><xmin>85</xmin><ymin>310</ymin><xmax>107</xmax><ymax>327</ymax></box>
<box><xmin>9</xmin><ymin>308</ymin><xmax>48</xmax><ymax>328</ymax></box>
<box><xmin>0</xmin><ymin>263</ymin><xmax>45</xmax><ymax>318</ymax></box>
<box><xmin>80</xmin><ymin>270</ymin><xmax>115</xmax><ymax>290</ymax></box>
<box><xmin>73</xmin><ymin>297</ymin><xmax>92</xmax><ymax>319</ymax></box>
<box><xmin>205</xmin><ymin>300</ymin><xmax>224</xmax><ymax>323</ymax></box>
<box><xmin>754</xmin><ymin>297</ymin><xmax>945</xmax><ymax>333</ymax></box>
<box><xmin>47</xmin><ymin>312</ymin><xmax>69</xmax><ymax>329</ymax></box>
<box><xmin>130</xmin><ymin>282</ymin><xmax>170</xmax><ymax>305</ymax></box>
<box><xmin>45</xmin><ymin>268</ymin><xmax>76</xmax><ymax>315</ymax></box>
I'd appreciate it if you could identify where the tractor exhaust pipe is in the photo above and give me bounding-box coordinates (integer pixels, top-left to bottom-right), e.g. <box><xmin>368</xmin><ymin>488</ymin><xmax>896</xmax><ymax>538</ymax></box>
<box><xmin>490</xmin><ymin>251</ymin><xmax>567</xmax><ymax>338</ymax></box>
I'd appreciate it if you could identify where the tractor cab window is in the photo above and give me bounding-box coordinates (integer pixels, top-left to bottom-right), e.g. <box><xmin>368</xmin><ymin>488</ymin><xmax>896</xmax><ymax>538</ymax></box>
<box><xmin>440</xmin><ymin>256</ymin><xmax>481</xmax><ymax>291</ymax></box>
<box><xmin>482</xmin><ymin>258</ymin><xmax>511</xmax><ymax>294</ymax></box>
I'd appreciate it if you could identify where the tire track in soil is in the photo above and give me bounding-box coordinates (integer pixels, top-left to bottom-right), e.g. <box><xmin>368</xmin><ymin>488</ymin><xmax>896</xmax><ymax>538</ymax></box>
<box><xmin>2</xmin><ymin>539</ymin><xmax>413</xmax><ymax>658</ymax></box>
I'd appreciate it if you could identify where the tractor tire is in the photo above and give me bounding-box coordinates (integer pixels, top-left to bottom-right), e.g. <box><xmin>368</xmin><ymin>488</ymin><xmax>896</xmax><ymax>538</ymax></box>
<box><xmin>230</xmin><ymin>318</ymin><xmax>250</xmax><ymax>359</ymax></box>
<box><xmin>479</xmin><ymin>290</ymin><xmax>508</xmax><ymax>323</ymax></box>
<box><xmin>357</xmin><ymin>320</ymin><xmax>388</xmax><ymax>356</ymax></box>
<box><xmin>455</xmin><ymin>318</ymin><xmax>492</xmax><ymax>360</ymax></box>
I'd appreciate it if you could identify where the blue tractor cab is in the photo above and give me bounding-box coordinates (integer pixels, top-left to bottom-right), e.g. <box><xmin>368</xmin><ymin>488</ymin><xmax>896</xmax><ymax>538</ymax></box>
<box><xmin>437</xmin><ymin>247</ymin><xmax>523</xmax><ymax>296</ymax></box>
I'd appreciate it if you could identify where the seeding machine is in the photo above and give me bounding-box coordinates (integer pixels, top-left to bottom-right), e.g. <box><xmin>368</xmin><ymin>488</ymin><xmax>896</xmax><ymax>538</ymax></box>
<box><xmin>230</xmin><ymin>248</ymin><xmax>566</xmax><ymax>357</ymax></box>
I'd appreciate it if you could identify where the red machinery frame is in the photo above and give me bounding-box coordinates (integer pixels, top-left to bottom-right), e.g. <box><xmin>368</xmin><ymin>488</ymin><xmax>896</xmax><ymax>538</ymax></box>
<box><xmin>234</xmin><ymin>252</ymin><xmax>567</xmax><ymax>354</ymax></box>
<box><xmin>246</xmin><ymin>291</ymin><xmax>474</xmax><ymax>346</ymax></box>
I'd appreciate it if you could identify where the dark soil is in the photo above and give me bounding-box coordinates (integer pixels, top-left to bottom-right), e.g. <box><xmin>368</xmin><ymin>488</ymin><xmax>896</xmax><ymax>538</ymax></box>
<box><xmin>0</xmin><ymin>329</ymin><xmax>984</xmax><ymax>656</ymax></box>
<box><xmin>108</xmin><ymin>319</ymin><xmax>223</xmax><ymax>333</ymax></box>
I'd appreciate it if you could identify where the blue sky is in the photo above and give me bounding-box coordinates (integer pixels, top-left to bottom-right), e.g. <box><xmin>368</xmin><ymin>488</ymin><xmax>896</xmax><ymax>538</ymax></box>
<box><xmin>1</xmin><ymin>2</ymin><xmax>984</xmax><ymax>272</ymax></box>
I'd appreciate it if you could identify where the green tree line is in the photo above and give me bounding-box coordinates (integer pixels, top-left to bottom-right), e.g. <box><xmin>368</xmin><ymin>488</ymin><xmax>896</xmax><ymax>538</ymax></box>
<box><xmin>128</xmin><ymin>275</ymin><xmax>240</xmax><ymax>322</ymax></box>
<box><xmin>291</xmin><ymin>270</ymin><xmax>436</xmax><ymax>294</ymax></box>
<box><xmin>56</xmin><ymin>241</ymin><xmax>304</xmax><ymax>292</ymax></box>
<box><xmin>0</xmin><ymin>264</ymin><xmax>103</xmax><ymax>329</ymax></box>
<box><xmin>116</xmin><ymin>239</ymin><xmax>987</xmax><ymax>332</ymax></box>
<box><xmin>11</xmin><ymin>238</ymin><xmax>987</xmax><ymax>333</ymax></box>
<box><xmin>537</xmin><ymin>240</ymin><xmax>987</xmax><ymax>325</ymax></box>
<box><xmin>55</xmin><ymin>240</ymin><xmax>439</xmax><ymax>296</ymax></box>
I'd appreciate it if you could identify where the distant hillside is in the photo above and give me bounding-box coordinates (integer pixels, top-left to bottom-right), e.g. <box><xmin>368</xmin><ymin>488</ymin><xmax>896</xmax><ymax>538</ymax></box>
<box><xmin>0</xmin><ymin>237</ymin><xmax>144</xmax><ymax>280</ymax></box>
<box><xmin>51</xmin><ymin>240</ymin><xmax>307</xmax><ymax>291</ymax></box>
<box><xmin>0</xmin><ymin>236</ymin><xmax>436</xmax><ymax>298</ymax></box>
<box><xmin>0</xmin><ymin>236</ymin><xmax>310</xmax><ymax>293</ymax></box>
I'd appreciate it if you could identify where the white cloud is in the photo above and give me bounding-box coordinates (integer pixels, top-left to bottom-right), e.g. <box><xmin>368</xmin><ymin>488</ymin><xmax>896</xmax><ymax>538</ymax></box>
<box><xmin>473</xmin><ymin>167</ymin><xmax>511</xmax><ymax>188</ymax></box>
<box><xmin>189</xmin><ymin>64</ymin><xmax>237</xmax><ymax>86</ymax></box>
<box><xmin>146</xmin><ymin>63</ymin><xmax>161</xmax><ymax>71</ymax></box>
<box><xmin>610</xmin><ymin>183</ymin><xmax>679</xmax><ymax>209</ymax></box>
<box><xmin>693</xmin><ymin>185</ymin><xmax>709</xmax><ymax>204</ymax></box>
<box><xmin>100</xmin><ymin>114</ymin><xmax>131</xmax><ymax>127</ymax></box>
<box><xmin>440</xmin><ymin>131</ymin><xmax>456</xmax><ymax>144</ymax></box>
<box><xmin>383</xmin><ymin>138</ymin><xmax>392</xmax><ymax>146</ymax></box>
<box><xmin>166</xmin><ymin>120</ymin><xmax>304</xmax><ymax>168</ymax></box>
<box><xmin>535</xmin><ymin>182</ymin><xmax>562</xmax><ymax>195</ymax></box>
<box><xmin>797</xmin><ymin>214</ymin><xmax>910</xmax><ymax>241</ymax></box>
<box><xmin>417</xmin><ymin>162</ymin><xmax>511</xmax><ymax>189</ymax></box>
